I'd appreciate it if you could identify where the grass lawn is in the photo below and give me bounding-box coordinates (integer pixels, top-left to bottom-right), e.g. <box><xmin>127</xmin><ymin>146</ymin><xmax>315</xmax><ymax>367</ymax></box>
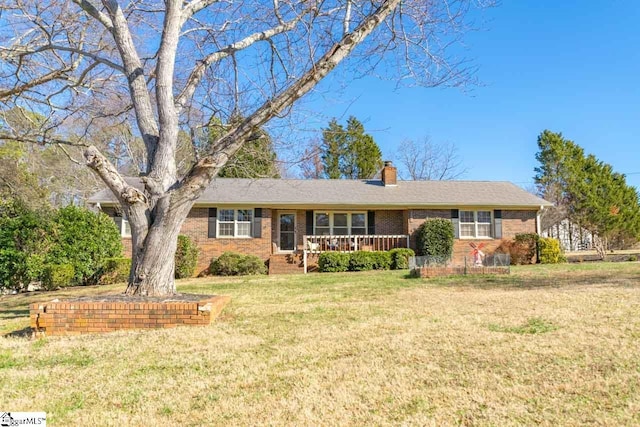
<box><xmin>1</xmin><ymin>262</ymin><xmax>640</xmax><ymax>425</ymax></box>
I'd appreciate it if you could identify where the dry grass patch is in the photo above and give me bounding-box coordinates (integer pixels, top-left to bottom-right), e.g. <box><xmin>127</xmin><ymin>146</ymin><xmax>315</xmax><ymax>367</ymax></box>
<box><xmin>1</xmin><ymin>263</ymin><xmax>640</xmax><ymax>425</ymax></box>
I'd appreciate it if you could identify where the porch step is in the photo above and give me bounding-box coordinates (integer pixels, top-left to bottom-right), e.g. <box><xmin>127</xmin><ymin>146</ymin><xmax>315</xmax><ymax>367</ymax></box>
<box><xmin>268</xmin><ymin>253</ymin><xmax>319</xmax><ymax>275</ymax></box>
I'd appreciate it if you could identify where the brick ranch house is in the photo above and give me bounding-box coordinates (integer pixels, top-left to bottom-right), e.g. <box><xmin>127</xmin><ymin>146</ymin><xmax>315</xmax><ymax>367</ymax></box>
<box><xmin>89</xmin><ymin>163</ymin><xmax>552</xmax><ymax>274</ymax></box>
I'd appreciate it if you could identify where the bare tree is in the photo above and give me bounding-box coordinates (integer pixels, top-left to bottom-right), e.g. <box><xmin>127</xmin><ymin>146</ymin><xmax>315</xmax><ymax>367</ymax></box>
<box><xmin>0</xmin><ymin>0</ymin><xmax>491</xmax><ymax>296</ymax></box>
<box><xmin>396</xmin><ymin>137</ymin><xmax>466</xmax><ymax>180</ymax></box>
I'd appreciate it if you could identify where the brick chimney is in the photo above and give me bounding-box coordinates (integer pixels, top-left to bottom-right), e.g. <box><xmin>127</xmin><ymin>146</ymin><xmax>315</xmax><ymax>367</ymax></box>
<box><xmin>381</xmin><ymin>160</ymin><xmax>397</xmax><ymax>186</ymax></box>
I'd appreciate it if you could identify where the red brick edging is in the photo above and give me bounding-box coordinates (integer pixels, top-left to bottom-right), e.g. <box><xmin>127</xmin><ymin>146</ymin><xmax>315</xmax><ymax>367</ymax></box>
<box><xmin>29</xmin><ymin>295</ymin><xmax>230</xmax><ymax>336</ymax></box>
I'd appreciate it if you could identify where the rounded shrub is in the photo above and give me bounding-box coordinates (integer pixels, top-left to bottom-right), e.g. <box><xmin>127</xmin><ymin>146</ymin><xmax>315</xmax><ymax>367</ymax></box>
<box><xmin>175</xmin><ymin>235</ymin><xmax>199</xmax><ymax>279</ymax></box>
<box><xmin>237</xmin><ymin>254</ymin><xmax>267</xmax><ymax>275</ymax></box>
<box><xmin>210</xmin><ymin>252</ymin><xmax>266</xmax><ymax>276</ymax></box>
<box><xmin>98</xmin><ymin>257</ymin><xmax>132</xmax><ymax>285</ymax></box>
<box><xmin>389</xmin><ymin>248</ymin><xmax>415</xmax><ymax>269</ymax></box>
<box><xmin>538</xmin><ymin>237</ymin><xmax>566</xmax><ymax>264</ymax></box>
<box><xmin>42</xmin><ymin>264</ymin><xmax>75</xmax><ymax>290</ymax></box>
<box><xmin>415</xmin><ymin>219</ymin><xmax>454</xmax><ymax>259</ymax></box>
<box><xmin>318</xmin><ymin>252</ymin><xmax>350</xmax><ymax>273</ymax></box>
<box><xmin>49</xmin><ymin>206</ymin><xmax>123</xmax><ymax>285</ymax></box>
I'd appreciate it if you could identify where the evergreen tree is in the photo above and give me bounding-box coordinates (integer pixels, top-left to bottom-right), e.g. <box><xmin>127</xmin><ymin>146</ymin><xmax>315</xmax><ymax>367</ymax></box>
<box><xmin>534</xmin><ymin>130</ymin><xmax>640</xmax><ymax>257</ymax></box>
<box><xmin>321</xmin><ymin>119</ymin><xmax>345</xmax><ymax>179</ymax></box>
<box><xmin>320</xmin><ymin>116</ymin><xmax>382</xmax><ymax>179</ymax></box>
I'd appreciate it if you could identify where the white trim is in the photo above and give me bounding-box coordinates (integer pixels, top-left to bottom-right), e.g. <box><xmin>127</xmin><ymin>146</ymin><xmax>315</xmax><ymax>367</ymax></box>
<box><xmin>216</xmin><ymin>208</ymin><xmax>254</xmax><ymax>238</ymax></box>
<box><xmin>459</xmin><ymin>210</ymin><xmax>493</xmax><ymax>239</ymax></box>
<box><xmin>313</xmin><ymin>211</ymin><xmax>367</xmax><ymax>236</ymax></box>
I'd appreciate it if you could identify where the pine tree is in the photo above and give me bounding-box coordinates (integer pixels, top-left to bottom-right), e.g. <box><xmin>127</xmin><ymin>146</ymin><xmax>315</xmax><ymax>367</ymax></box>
<box><xmin>321</xmin><ymin>119</ymin><xmax>345</xmax><ymax>179</ymax></box>
<box><xmin>320</xmin><ymin>116</ymin><xmax>382</xmax><ymax>179</ymax></box>
<box><xmin>534</xmin><ymin>130</ymin><xmax>640</xmax><ymax>257</ymax></box>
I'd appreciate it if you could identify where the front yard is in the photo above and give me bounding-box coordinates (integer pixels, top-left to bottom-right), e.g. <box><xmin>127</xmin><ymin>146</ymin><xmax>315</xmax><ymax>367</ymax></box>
<box><xmin>1</xmin><ymin>263</ymin><xmax>640</xmax><ymax>425</ymax></box>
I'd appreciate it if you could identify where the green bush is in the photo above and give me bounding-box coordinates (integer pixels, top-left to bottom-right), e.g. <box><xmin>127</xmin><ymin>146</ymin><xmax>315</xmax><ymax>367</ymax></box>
<box><xmin>348</xmin><ymin>251</ymin><xmax>376</xmax><ymax>271</ymax></box>
<box><xmin>389</xmin><ymin>248</ymin><xmax>415</xmax><ymax>270</ymax></box>
<box><xmin>372</xmin><ymin>251</ymin><xmax>392</xmax><ymax>270</ymax></box>
<box><xmin>318</xmin><ymin>252</ymin><xmax>350</xmax><ymax>273</ymax></box>
<box><xmin>210</xmin><ymin>252</ymin><xmax>266</xmax><ymax>276</ymax></box>
<box><xmin>175</xmin><ymin>235</ymin><xmax>199</xmax><ymax>279</ymax></box>
<box><xmin>0</xmin><ymin>200</ymin><xmax>53</xmax><ymax>289</ymax></box>
<box><xmin>415</xmin><ymin>219</ymin><xmax>454</xmax><ymax>259</ymax></box>
<box><xmin>42</xmin><ymin>264</ymin><xmax>75</xmax><ymax>290</ymax></box>
<box><xmin>538</xmin><ymin>237</ymin><xmax>566</xmax><ymax>264</ymax></box>
<box><xmin>237</xmin><ymin>254</ymin><xmax>267</xmax><ymax>275</ymax></box>
<box><xmin>48</xmin><ymin>206</ymin><xmax>123</xmax><ymax>285</ymax></box>
<box><xmin>628</xmin><ymin>255</ymin><xmax>638</xmax><ymax>262</ymax></box>
<box><xmin>99</xmin><ymin>257</ymin><xmax>131</xmax><ymax>285</ymax></box>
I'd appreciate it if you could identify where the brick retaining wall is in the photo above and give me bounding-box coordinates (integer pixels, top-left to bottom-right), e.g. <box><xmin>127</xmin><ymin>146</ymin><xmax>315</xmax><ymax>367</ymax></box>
<box><xmin>29</xmin><ymin>296</ymin><xmax>230</xmax><ymax>336</ymax></box>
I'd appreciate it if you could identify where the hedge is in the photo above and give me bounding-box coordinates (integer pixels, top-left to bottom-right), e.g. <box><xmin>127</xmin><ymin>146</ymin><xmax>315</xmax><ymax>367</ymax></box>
<box><xmin>389</xmin><ymin>248</ymin><xmax>415</xmax><ymax>269</ymax></box>
<box><xmin>99</xmin><ymin>257</ymin><xmax>132</xmax><ymax>285</ymax></box>
<box><xmin>42</xmin><ymin>264</ymin><xmax>75</xmax><ymax>290</ymax></box>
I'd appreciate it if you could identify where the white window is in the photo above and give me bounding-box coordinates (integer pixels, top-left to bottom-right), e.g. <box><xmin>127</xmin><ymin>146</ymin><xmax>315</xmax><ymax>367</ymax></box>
<box><xmin>218</xmin><ymin>208</ymin><xmax>253</xmax><ymax>238</ymax></box>
<box><xmin>313</xmin><ymin>212</ymin><xmax>367</xmax><ymax>235</ymax></box>
<box><xmin>459</xmin><ymin>210</ymin><xmax>492</xmax><ymax>238</ymax></box>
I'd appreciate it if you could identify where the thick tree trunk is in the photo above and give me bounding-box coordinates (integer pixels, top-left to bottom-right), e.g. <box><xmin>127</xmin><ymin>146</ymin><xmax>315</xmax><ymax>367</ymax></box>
<box><xmin>124</xmin><ymin>201</ymin><xmax>191</xmax><ymax>296</ymax></box>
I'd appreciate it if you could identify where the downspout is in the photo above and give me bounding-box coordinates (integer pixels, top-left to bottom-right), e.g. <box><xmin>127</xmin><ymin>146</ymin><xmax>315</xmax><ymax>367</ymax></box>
<box><xmin>536</xmin><ymin>205</ymin><xmax>544</xmax><ymax>263</ymax></box>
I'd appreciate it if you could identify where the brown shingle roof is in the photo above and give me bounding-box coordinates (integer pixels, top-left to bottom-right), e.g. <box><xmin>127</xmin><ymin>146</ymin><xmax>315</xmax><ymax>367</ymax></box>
<box><xmin>89</xmin><ymin>178</ymin><xmax>551</xmax><ymax>209</ymax></box>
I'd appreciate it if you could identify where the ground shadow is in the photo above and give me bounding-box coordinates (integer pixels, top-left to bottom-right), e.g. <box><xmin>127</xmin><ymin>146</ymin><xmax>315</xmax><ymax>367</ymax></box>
<box><xmin>0</xmin><ymin>309</ymin><xmax>30</xmax><ymax>320</ymax></box>
<box><xmin>4</xmin><ymin>326</ymin><xmax>33</xmax><ymax>338</ymax></box>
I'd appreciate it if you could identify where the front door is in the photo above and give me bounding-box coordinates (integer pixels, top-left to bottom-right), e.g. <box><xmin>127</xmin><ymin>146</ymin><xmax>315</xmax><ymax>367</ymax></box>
<box><xmin>279</xmin><ymin>213</ymin><xmax>296</xmax><ymax>252</ymax></box>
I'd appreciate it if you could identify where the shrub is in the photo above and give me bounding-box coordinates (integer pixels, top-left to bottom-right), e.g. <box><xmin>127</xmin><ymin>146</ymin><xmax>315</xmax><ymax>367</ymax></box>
<box><xmin>99</xmin><ymin>257</ymin><xmax>131</xmax><ymax>285</ymax></box>
<box><xmin>210</xmin><ymin>252</ymin><xmax>243</xmax><ymax>276</ymax></box>
<box><xmin>0</xmin><ymin>200</ymin><xmax>53</xmax><ymax>289</ymax></box>
<box><xmin>415</xmin><ymin>219</ymin><xmax>454</xmax><ymax>259</ymax></box>
<box><xmin>237</xmin><ymin>254</ymin><xmax>267</xmax><ymax>275</ymax></box>
<box><xmin>372</xmin><ymin>251</ymin><xmax>392</xmax><ymax>270</ymax></box>
<box><xmin>210</xmin><ymin>252</ymin><xmax>266</xmax><ymax>276</ymax></box>
<box><xmin>42</xmin><ymin>264</ymin><xmax>75</xmax><ymax>290</ymax></box>
<box><xmin>318</xmin><ymin>252</ymin><xmax>350</xmax><ymax>273</ymax></box>
<box><xmin>348</xmin><ymin>251</ymin><xmax>376</xmax><ymax>271</ymax></box>
<box><xmin>538</xmin><ymin>237</ymin><xmax>566</xmax><ymax>264</ymax></box>
<box><xmin>175</xmin><ymin>235</ymin><xmax>199</xmax><ymax>279</ymax></box>
<box><xmin>496</xmin><ymin>234</ymin><xmax>539</xmax><ymax>265</ymax></box>
<box><xmin>389</xmin><ymin>248</ymin><xmax>415</xmax><ymax>269</ymax></box>
<box><xmin>628</xmin><ymin>255</ymin><xmax>638</xmax><ymax>262</ymax></box>
<box><xmin>48</xmin><ymin>206</ymin><xmax>123</xmax><ymax>285</ymax></box>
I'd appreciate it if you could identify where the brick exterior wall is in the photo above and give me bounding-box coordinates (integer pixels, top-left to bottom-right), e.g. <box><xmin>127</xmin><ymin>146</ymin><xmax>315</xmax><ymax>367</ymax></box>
<box><xmin>188</xmin><ymin>208</ymin><xmax>272</xmax><ymax>274</ymax></box>
<box><xmin>502</xmin><ymin>210</ymin><xmax>537</xmax><ymax>238</ymax></box>
<box><xmin>29</xmin><ymin>296</ymin><xmax>230</xmax><ymax>336</ymax></box>
<box><xmin>374</xmin><ymin>210</ymin><xmax>404</xmax><ymax>235</ymax></box>
<box><xmin>106</xmin><ymin>206</ymin><xmax>538</xmax><ymax>274</ymax></box>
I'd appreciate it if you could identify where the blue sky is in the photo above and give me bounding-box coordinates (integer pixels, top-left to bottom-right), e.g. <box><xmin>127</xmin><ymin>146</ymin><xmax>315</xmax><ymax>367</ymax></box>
<box><xmin>290</xmin><ymin>1</ymin><xmax>640</xmax><ymax>190</ymax></box>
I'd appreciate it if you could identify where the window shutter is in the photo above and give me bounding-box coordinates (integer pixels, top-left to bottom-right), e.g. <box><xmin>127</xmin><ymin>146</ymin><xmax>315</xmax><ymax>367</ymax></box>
<box><xmin>493</xmin><ymin>210</ymin><xmax>502</xmax><ymax>239</ymax></box>
<box><xmin>367</xmin><ymin>211</ymin><xmax>375</xmax><ymax>235</ymax></box>
<box><xmin>253</xmin><ymin>208</ymin><xmax>262</xmax><ymax>238</ymax></box>
<box><xmin>208</xmin><ymin>208</ymin><xmax>217</xmax><ymax>238</ymax></box>
<box><xmin>451</xmin><ymin>209</ymin><xmax>460</xmax><ymax>239</ymax></box>
<box><xmin>113</xmin><ymin>216</ymin><xmax>123</xmax><ymax>236</ymax></box>
<box><xmin>306</xmin><ymin>211</ymin><xmax>313</xmax><ymax>235</ymax></box>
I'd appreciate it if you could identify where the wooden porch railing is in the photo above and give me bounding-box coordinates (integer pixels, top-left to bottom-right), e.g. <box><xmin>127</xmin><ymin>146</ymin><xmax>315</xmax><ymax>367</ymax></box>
<box><xmin>302</xmin><ymin>234</ymin><xmax>410</xmax><ymax>273</ymax></box>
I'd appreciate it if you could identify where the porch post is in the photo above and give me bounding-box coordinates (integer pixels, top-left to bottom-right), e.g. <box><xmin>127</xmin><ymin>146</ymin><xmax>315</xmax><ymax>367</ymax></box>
<box><xmin>303</xmin><ymin>235</ymin><xmax>308</xmax><ymax>274</ymax></box>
